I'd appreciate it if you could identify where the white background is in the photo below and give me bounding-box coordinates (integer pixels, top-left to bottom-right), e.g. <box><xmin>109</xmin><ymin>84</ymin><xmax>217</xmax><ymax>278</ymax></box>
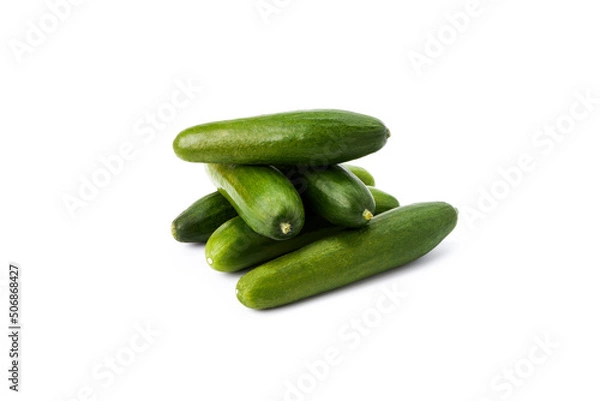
<box><xmin>1</xmin><ymin>0</ymin><xmax>600</xmax><ymax>400</ymax></box>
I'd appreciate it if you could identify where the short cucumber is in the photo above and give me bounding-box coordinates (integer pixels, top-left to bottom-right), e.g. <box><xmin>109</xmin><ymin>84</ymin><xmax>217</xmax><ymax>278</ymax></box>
<box><xmin>281</xmin><ymin>164</ymin><xmax>375</xmax><ymax>227</ymax></box>
<box><xmin>205</xmin><ymin>187</ymin><xmax>399</xmax><ymax>272</ymax></box>
<box><xmin>206</xmin><ymin>215</ymin><xmax>338</xmax><ymax>272</ymax></box>
<box><xmin>206</xmin><ymin>163</ymin><xmax>305</xmax><ymax>240</ymax></box>
<box><xmin>171</xmin><ymin>192</ymin><xmax>236</xmax><ymax>243</ymax></box>
<box><xmin>344</xmin><ymin>164</ymin><xmax>376</xmax><ymax>186</ymax></box>
<box><xmin>173</xmin><ymin>110</ymin><xmax>390</xmax><ymax>165</ymax></box>
<box><xmin>369</xmin><ymin>186</ymin><xmax>400</xmax><ymax>214</ymax></box>
<box><xmin>236</xmin><ymin>202</ymin><xmax>458</xmax><ymax>309</ymax></box>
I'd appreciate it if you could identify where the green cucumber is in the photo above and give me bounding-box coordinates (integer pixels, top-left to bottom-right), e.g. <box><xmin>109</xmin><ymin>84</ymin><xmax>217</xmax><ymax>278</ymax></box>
<box><xmin>344</xmin><ymin>164</ymin><xmax>376</xmax><ymax>186</ymax></box>
<box><xmin>205</xmin><ymin>187</ymin><xmax>399</xmax><ymax>272</ymax></box>
<box><xmin>173</xmin><ymin>110</ymin><xmax>390</xmax><ymax>165</ymax></box>
<box><xmin>171</xmin><ymin>192</ymin><xmax>237</xmax><ymax>243</ymax></box>
<box><xmin>206</xmin><ymin>163</ymin><xmax>305</xmax><ymax>240</ymax></box>
<box><xmin>369</xmin><ymin>186</ymin><xmax>400</xmax><ymax>214</ymax></box>
<box><xmin>236</xmin><ymin>202</ymin><xmax>458</xmax><ymax>309</ymax></box>
<box><xmin>206</xmin><ymin>215</ymin><xmax>338</xmax><ymax>273</ymax></box>
<box><xmin>282</xmin><ymin>164</ymin><xmax>375</xmax><ymax>227</ymax></box>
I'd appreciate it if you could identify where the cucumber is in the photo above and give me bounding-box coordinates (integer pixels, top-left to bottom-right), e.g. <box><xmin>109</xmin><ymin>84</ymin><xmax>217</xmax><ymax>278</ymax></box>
<box><xmin>206</xmin><ymin>215</ymin><xmax>338</xmax><ymax>273</ymax></box>
<box><xmin>369</xmin><ymin>186</ymin><xmax>400</xmax><ymax>214</ymax></box>
<box><xmin>205</xmin><ymin>187</ymin><xmax>399</xmax><ymax>272</ymax></box>
<box><xmin>171</xmin><ymin>192</ymin><xmax>236</xmax><ymax>243</ymax></box>
<box><xmin>173</xmin><ymin>110</ymin><xmax>390</xmax><ymax>165</ymax></box>
<box><xmin>206</xmin><ymin>163</ymin><xmax>305</xmax><ymax>240</ymax></box>
<box><xmin>344</xmin><ymin>164</ymin><xmax>375</xmax><ymax>186</ymax></box>
<box><xmin>236</xmin><ymin>202</ymin><xmax>458</xmax><ymax>309</ymax></box>
<box><xmin>281</xmin><ymin>164</ymin><xmax>375</xmax><ymax>227</ymax></box>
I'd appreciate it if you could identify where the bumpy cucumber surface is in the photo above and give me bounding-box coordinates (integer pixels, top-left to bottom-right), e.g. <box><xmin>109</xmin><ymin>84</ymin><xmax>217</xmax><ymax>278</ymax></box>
<box><xmin>284</xmin><ymin>164</ymin><xmax>375</xmax><ymax>227</ymax></box>
<box><xmin>171</xmin><ymin>192</ymin><xmax>236</xmax><ymax>243</ymax></box>
<box><xmin>344</xmin><ymin>164</ymin><xmax>376</xmax><ymax>186</ymax></box>
<box><xmin>173</xmin><ymin>110</ymin><xmax>390</xmax><ymax>165</ymax></box>
<box><xmin>236</xmin><ymin>202</ymin><xmax>458</xmax><ymax>309</ymax></box>
<box><xmin>206</xmin><ymin>164</ymin><xmax>305</xmax><ymax>240</ymax></box>
<box><xmin>369</xmin><ymin>186</ymin><xmax>400</xmax><ymax>214</ymax></box>
<box><xmin>205</xmin><ymin>187</ymin><xmax>398</xmax><ymax>272</ymax></box>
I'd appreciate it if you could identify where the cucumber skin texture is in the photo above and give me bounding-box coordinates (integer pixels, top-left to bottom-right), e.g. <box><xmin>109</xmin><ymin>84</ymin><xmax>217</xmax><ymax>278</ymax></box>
<box><xmin>289</xmin><ymin>164</ymin><xmax>376</xmax><ymax>227</ymax></box>
<box><xmin>369</xmin><ymin>186</ymin><xmax>400</xmax><ymax>214</ymax></box>
<box><xmin>205</xmin><ymin>187</ymin><xmax>399</xmax><ymax>272</ymax></box>
<box><xmin>171</xmin><ymin>192</ymin><xmax>237</xmax><ymax>243</ymax></box>
<box><xmin>173</xmin><ymin>110</ymin><xmax>390</xmax><ymax>165</ymax></box>
<box><xmin>236</xmin><ymin>202</ymin><xmax>458</xmax><ymax>309</ymax></box>
<box><xmin>206</xmin><ymin>164</ymin><xmax>305</xmax><ymax>240</ymax></box>
<box><xmin>344</xmin><ymin>165</ymin><xmax>375</xmax><ymax>186</ymax></box>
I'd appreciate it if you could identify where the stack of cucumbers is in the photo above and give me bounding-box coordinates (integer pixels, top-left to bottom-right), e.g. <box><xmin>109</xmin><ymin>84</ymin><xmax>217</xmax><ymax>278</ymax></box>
<box><xmin>171</xmin><ymin>109</ymin><xmax>458</xmax><ymax>309</ymax></box>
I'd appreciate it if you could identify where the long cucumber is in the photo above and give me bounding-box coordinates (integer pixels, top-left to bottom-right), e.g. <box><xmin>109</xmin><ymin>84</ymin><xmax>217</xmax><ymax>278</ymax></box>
<box><xmin>236</xmin><ymin>202</ymin><xmax>458</xmax><ymax>309</ymax></box>
<box><xmin>173</xmin><ymin>110</ymin><xmax>389</xmax><ymax>165</ymax></box>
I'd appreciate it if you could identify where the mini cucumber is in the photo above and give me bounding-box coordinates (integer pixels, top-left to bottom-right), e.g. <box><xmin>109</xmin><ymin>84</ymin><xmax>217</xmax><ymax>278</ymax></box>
<box><xmin>206</xmin><ymin>215</ymin><xmax>338</xmax><ymax>272</ymax></box>
<box><xmin>173</xmin><ymin>110</ymin><xmax>390</xmax><ymax>165</ymax></box>
<box><xmin>171</xmin><ymin>192</ymin><xmax>237</xmax><ymax>243</ymax></box>
<box><xmin>369</xmin><ymin>186</ymin><xmax>400</xmax><ymax>214</ymax></box>
<box><xmin>206</xmin><ymin>163</ymin><xmax>305</xmax><ymax>240</ymax></box>
<box><xmin>236</xmin><ymin>202</ymin><xmax>458</xmax><ymax>309</ymax></box>
<box><xmin>344</xmin><ymin>164</ymin><xmax>375</xmax><ymax>186</ymax></box>
<box><xmin>281</xmin><ymin>164</ymin><xmax>375</xmax><ymax>227</ymax></box>
<box><xmin>205</xmin><ymin>187</ymin><xmax>399</xmax><ymax>272</ymax></box>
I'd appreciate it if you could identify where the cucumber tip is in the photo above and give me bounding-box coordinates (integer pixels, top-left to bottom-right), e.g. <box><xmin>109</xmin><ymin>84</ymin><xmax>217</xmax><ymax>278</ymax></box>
<box><xmin>363</xmin><ymin>209</ymin><xmax>374</xmax><ymax>221</ymax></box>
<box><xmin>280</xmin><ymin>222</ymin><xmax>292</xmax><ymax>235</ymax></box>
<box><xmin>207</xmin><ymin>257</ymin><xmax>213</xmax><ymax>265</ymax></box>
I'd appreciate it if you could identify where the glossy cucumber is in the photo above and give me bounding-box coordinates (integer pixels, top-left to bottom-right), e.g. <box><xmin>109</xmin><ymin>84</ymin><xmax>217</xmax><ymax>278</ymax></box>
<box><xmin>283</xmin><ymin>164</ymin><xmax>375</xmax><ymax>227</ymax></box>
<box><xmin>171</xmin><ymin>192</ymin><xmax>237</xmax><ymax>243</ymax></box>
<box><xmin>236</xmin><ymin>202</ymin><xmax>458</xmax><ymax>309</ymax></box>
<box><xmin>173</xmin><ymin>110</ymin><xmax>390</xmax><ymax>165</ymax></box>
<box><xmin>344</xmin><ymin>164</ymin><xmax>375</xmax><ymax>186</ymax></box>
<box><xmin>206</xmin><ymin>163</ymin><xmax>305</xmax><ymax>240</ymax></box>
<box><xmin>206</xmin><ymin>215</ymin><xmax>338</xmax><ymax>273</ymax></box>
<box><xmin>369</xmin><ymin>186</ymin><xmax>400</xmax><ymax>214</ymax></box>
<box><xmin>205</xmin><ymin>187</ymin><xmax>399</xmax><ymax>272</ymax></box>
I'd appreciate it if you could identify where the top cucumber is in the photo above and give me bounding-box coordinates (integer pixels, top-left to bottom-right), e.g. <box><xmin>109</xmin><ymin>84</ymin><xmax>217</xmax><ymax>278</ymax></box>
<box><xmin>173</xmin><ymin>110</ymin><xmax>390</xmax><ymax>165</ymax></box>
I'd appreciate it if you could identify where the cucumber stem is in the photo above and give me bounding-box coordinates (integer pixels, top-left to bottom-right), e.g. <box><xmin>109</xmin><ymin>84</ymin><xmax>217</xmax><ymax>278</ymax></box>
<box><xmin>280</xmin><ymin>222</ymin><xmax>292</xmax><ymax>235</ymax></box>
<box><xmin>363</xmin><ymin>209</ymin><xmax>374</xmax><ymax>221</ymax></box>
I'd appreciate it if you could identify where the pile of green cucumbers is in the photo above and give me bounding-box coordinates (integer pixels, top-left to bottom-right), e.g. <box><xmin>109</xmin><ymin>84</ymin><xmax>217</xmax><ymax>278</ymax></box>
<box><xmin>171</xmin><ymin>109</ymin><xmax>458</xmax><ymax>309</ymax></box>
